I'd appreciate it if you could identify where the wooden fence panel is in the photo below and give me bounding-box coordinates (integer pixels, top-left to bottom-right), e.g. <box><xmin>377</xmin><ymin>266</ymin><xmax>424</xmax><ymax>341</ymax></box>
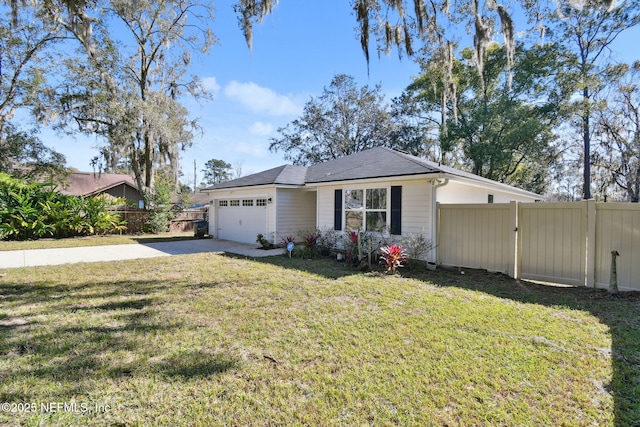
<box><xmin>437</xmin><ymin>203</ymin><xmax>514</xmax><ymax>274</ymax></box>
<box><xmin>169</xmin><ymin>209</ymin><xmax>207</xmax><ymax>233</ymax></box>
<box><xmin>117</xmin><ymin>210</ymin><xmax>148</xmax><ymax>234</ymax></box>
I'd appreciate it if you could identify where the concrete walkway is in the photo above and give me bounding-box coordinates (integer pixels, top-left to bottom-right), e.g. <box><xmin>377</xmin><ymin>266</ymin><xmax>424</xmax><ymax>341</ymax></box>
<box><xmin>0</xmin><ymin>238</ymin><xmax>283</xmax><ymax>269</ymax></box>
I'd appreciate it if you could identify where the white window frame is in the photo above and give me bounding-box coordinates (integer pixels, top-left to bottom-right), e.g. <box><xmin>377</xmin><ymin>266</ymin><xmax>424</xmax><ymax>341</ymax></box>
<box><xmin>344</xmin><ymin>187</ymin><xmax>389</xmax><ymax>232</ymax></box>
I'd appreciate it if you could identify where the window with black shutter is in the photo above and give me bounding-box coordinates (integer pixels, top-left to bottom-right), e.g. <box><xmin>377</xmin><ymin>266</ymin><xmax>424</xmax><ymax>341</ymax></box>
<box><xmin>390</xmin><ymin>186</ymin><xmax>402</xmax><ymax>235</ymax></box>
<box><xmin>334</xmin><ymin>189</ymin><xmax>342</xmax><ymax>231</ymax></box>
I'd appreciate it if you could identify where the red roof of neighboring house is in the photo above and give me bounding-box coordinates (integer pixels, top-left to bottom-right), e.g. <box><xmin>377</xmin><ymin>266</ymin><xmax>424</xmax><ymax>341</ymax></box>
<box><xmin>59</xmin><ymin>172</ymin><xmax>138</xmax><ymax>197</ymax></box>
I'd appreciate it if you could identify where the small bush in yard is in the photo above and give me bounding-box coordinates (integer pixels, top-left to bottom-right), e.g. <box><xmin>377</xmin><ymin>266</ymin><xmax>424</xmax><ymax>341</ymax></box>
<box><xmin>143</xmin><ymin>172</ymin><xmax>173</xmax><ymax>234</ymax></box>
<box><xmin>303</xmin><ymin>230</ymin><xmax>319</xmax><ymax>249</ymax></box>
<box><xmin>403</xmin><ymin>233</ymin><xmax>433</xmax><ymax>260</ymax></box>
<box><xmin>380</xmin><ymin>244</ymin><xmax>408</xmax><ymax>274</ymax></box>
<box><xmin>281</xmin><ymin>235</ymin><xmax>295</xmax><ymax>245</ymax></box>
<box><xmin>297</xmin><ymin>229</ymin><xmax>320</xmax><ymax>257</ymax></box>
<box><xmin>256</xmin><ymin>233</ymin><xmax>273</xmax><ymax>249</ymax></box>
<box><xmin>344</xmin><ymin>230</ymin><xmax>360</xmax><ymax>264</ymax></box>
<box><xmin>317</xmin><ymin>226</ymin><xmax>339</xmax><ymax>255</ymax></box>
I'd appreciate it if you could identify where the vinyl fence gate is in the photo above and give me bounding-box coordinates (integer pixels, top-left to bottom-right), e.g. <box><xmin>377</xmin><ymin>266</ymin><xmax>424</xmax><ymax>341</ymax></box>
<box><xmin>437</xmin><ymin>201</ymin><xmax>640</xmax><ymax>292</ymax></box>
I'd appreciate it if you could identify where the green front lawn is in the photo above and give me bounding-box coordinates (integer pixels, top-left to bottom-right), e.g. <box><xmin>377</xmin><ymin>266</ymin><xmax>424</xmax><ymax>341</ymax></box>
<box><xmin>0</xmin><ymin>255</ymin><xmax>638</xmax><ymax>426</ymax></box>
<box><xmin>0</xmin><ymin>232</ymin><xmax>195</xmax><ymax>251</ymax></box>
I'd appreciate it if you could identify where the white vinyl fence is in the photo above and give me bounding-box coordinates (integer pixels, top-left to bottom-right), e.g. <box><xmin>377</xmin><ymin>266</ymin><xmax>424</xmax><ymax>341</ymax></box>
<box><xmin>437</xmin><ymin>201</ymin><xmax>640</xmax><ymax>292</ymax></box>
<box><xmin>438</xmin><ymin>203</ymin><xmax>516</xmax><ymax>277</ymax></box>
<box><xmin>518</xmin><ymin>203</ymin><xmax>587</xmax><ymax>286</ymax></box>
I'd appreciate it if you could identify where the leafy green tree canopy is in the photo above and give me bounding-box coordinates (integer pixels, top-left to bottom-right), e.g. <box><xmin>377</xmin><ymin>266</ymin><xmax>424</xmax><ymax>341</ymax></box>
<box><xmin>269</xmin><ymin>74</ymin><xmax>396</xmax><ymax>166</ymax></box>
<box><xmin>48</xmin><ymin>0</ymin><xmax>216</xmax><ymax>199</ymax></box>
<box><xmin>403</xmin><ymin>42</ymin><xmax>569</xmax><ymax>194</ymax></box>
<box><xmin>0</xmin><ymin>124</ymin><xmax>66</xmax><ymax>180</ymax></box>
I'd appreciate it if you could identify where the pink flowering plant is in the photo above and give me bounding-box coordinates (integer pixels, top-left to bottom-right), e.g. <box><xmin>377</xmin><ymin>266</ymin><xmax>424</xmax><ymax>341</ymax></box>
<box><xmin>379</xmin><ymin>244</ymin><xmax>408</xmax><ymax>274</ymax></box>
<box><xmin>343</xmin><ymin>230</ymin><xmax>360</xmax><ymax>263</ymax></box>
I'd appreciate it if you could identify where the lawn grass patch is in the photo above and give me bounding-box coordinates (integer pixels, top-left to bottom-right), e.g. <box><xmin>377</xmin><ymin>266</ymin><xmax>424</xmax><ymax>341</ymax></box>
<box><xmin>0</xmin><ymin>232</ymin><xmax>195</xmax><ymax>251</ymax></box>
<box><xmin>0</xmin><ymin>254</ymin><xmax>638</xmax><ymax>425</ymax></box>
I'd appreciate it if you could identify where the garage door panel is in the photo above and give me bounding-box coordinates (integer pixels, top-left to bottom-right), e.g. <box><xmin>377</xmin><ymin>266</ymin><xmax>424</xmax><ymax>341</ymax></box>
<box><xmin>217</xmin><ymin>204</ymin><xmax>267</xmax><ymax>244</ymax></box>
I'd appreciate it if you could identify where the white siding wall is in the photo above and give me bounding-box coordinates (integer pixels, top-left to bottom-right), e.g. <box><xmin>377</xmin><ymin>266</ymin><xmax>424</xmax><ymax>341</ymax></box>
<box><xmin>315</xmin><ymin>178</ymin><xmax>433</xmax><ymax>247</ymax></box>
<box><xmin>400</xmin><ymin>179</ymin><xmax>432</xmax><ymax>236</ymax></box>
<box><xmin>317</xmin><ymin>184</ymin><xmax>340</xmax><ymax>229</ymax></box>
<box><xmin>207</xmin><ymin>188</ymin><xmax>276</xmax><ymax>241</ymax></box>
<box><xmin>276</xmin><ymin>188</ymin><xmax>317</xmax><ymax>242</ymax></box>
<box><xmin>437</xmin><ymin>180</ymin><xmax>538</xmax><ymax>203</ymax></box>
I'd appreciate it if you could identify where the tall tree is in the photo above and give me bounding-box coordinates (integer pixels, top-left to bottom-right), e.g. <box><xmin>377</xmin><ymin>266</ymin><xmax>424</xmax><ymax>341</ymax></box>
<box><xmin>394</xmin><ymin>45</ymin><xmax>465</xmax><ymax>166</ymax></box>
<box><xmin>52</xmin><ymin>0</ymin><xmax>215</xmax><ymax>197</ymax></box>
<box><xmin>201</xmin><ymin>158</ymin><xmax>232</xmax><ymax>186</ymax></box>
<box><xmin>0</xmin><ymin>4</ymin><xmax>66</xmax><ymax>168</ymax></box>
<box><xmin>408</xmin><ymin>42</ymin><xmax>568</xmax><ymax>193</ymax></box>
<box><xmin>597</xmin><ymin>62</ymin><xmax>640</xmax><ymax>202</ymax></box>
<box><xmin>235</xmin><ymin>1</ymin><xmax>546</xmax><ymax>132</ymax></box>
<box><xmin>548</xmin><ymin>0</ymin><xmax>640</xmax><ymax>199</ymax></box>
<box><xmin>270</xmin><ymin>74</ymin><xmax>396</xmax><ymax>166</ymax></box>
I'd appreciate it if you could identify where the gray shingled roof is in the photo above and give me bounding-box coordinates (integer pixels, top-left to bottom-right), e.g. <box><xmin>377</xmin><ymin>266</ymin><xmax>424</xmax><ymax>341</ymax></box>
<box><xmin>203</xmin><ymin>147</ymin><xmax>541</xmax><ymax>198</ymax></box>
<box><xmin>203</xmin><ymin>164</ymin><xmax>307</xmax><ymax>190</ymax></box>
<box><xmin>205</xmin><ymin>147</ymin><xmax>437</xmax><ymax>190</ymax></box>
<box><xmin>306</xmin><ymin>147</ymin><xmax>440</xmax><ymax>183</ymax></box>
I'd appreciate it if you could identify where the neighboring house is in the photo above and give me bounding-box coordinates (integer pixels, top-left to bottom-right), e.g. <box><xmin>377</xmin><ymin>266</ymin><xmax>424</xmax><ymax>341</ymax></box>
<box><xmin>202</xmin><ymin>147</ymin><xmax>542</xmax><ymax>260</ymax></box>
<box><xmin>170</xmin><ymin>191</ymin><xmax>212</xmax><ymax>210</ymax></box>
<box><xmin>59</xmin><ymin>172</ymin><xmax>143</xmax><ymax>207</ymax></box>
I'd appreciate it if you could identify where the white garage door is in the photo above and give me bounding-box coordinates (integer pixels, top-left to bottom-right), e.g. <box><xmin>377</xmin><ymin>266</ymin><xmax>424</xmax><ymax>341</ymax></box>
<box><xmin>216</xmin><ymin>198</ymin><xmax>267</xmax><ymax>244</ymax></box>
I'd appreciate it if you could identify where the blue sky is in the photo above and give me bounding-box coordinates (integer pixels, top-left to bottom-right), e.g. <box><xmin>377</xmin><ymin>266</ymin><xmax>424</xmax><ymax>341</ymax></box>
<box><xmin>37</xmin><ymin>2</ymin><xmax>640</xmax><ymax>188</ymax></box>
<box><xmin>43</xmin><ymin>1</ymin><xmax>420</xmax><ymax>186</ymax></box>
<box><xmin>176</xmin><ymin>0</ymin><xmax>422</xmax><ymax>187</ymax></box>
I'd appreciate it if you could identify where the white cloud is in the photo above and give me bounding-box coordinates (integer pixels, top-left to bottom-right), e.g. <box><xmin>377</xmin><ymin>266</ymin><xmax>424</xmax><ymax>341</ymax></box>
<box><xmin>249</xmin><ymin>121</ymin><xmax>274</xmax><ymax>136</ymax></box>
<box><xmin>201</xmin><ymin>77</ymin><xmax>221</xmax><ymax>96</ymax></box>
<box><xmin>224</xmin><ymin>81</ymin><xmax>302</xmax><ymax>116</ymax></box>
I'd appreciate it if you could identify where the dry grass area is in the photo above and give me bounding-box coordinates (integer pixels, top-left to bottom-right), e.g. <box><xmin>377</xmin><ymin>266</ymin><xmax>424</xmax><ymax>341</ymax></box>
<box><xmin>0</xmin><ymin>254</ymin><xmax>639</xmax><ymax>426</ymax></box>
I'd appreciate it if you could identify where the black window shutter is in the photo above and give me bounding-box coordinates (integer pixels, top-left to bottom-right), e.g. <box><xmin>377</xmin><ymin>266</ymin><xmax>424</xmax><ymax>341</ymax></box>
<box><xmin>390</xmin><ymin>186</ymin><xmax>402</xmax><ymax>235</ymax></box>
<box><xmin>334</xmin><ymin>189</ymin><xmax>342</xmax><ymax>231</ymax></box>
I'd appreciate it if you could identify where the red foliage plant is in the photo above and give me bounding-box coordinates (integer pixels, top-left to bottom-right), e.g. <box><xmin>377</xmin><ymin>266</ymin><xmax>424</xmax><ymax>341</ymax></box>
<box><xmin>379</xmin><ymin>244</ymin><xmax>407</xmax><ymax>274</ymax></box>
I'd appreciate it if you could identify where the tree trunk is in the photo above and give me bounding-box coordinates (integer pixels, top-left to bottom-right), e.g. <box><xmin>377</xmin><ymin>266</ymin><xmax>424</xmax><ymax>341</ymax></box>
<box><xmin>583</xmin><ymin>85</ymin><xmax>592</xmax><ymax>199</ymax></box>
<box><xmin>144</xmin><ymin>132</ymin><xmax>152</xmax><ymax>188</ymax></box>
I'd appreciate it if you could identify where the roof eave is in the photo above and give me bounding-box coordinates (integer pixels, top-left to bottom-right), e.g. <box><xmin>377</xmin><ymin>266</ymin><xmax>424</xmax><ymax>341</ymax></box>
<box><xmin>202</xmin><ymin>183</ymin><xmax>306</xmax><ymax>192</ymax></box>
<box><xmin>445</xmin><ymin>174</ymin><xmax>544</xmax><ymax>200</ymax></box>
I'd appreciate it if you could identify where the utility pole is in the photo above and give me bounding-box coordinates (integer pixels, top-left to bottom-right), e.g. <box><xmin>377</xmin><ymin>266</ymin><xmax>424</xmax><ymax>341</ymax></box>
<box><xmin>193</xmin><ymin>159</ymin><xmax>196</xmax><ymax>193</ymax></box>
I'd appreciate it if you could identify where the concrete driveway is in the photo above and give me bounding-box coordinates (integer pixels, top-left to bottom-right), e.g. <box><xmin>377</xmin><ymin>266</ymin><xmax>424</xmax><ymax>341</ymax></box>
<box><xmin>0</xmin><ymin>238</ymin><xmax>283</xmax><ymax>269</ymax></box>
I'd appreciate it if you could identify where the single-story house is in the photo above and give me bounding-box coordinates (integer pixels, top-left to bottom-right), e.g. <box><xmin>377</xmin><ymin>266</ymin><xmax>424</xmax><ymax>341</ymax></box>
<box><xmin>170</xmin><ymin>191</ymin><xmax>212</xmax><ymax>210</ymax></box>
<box><xmin>59</xmin><ymin>172</ymin><xmax>143</xmax><ymax>207</ymax></box>
<box><xmin>202</xmin><ymin>147</ymin><xmax>542</xmax><ymax>260</ymax></box>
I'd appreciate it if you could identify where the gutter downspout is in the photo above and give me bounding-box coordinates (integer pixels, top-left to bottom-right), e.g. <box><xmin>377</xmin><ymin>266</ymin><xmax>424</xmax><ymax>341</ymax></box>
<box><xmin>431</xmin><ymin>175</ymin><xmax>449</xmax><ymax>265</ymax></box>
